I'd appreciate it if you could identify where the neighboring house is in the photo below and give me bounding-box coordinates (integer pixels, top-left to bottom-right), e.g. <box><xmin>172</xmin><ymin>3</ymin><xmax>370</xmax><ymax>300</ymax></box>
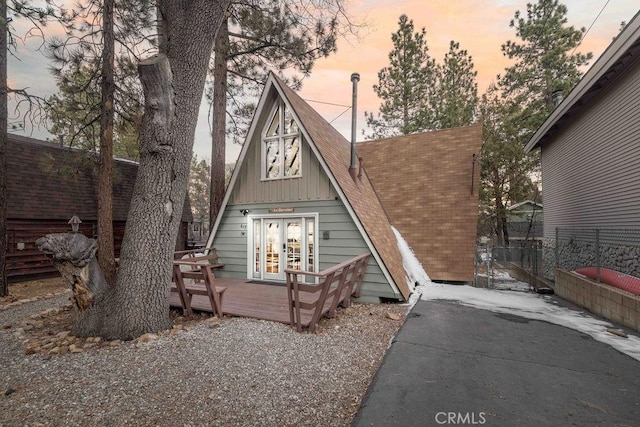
<box><xmin>358</xmin><ymin>126</ymin><xmax>483</xmax><ymax>283</ymax></box>
<box><xmin>524</xmin><ymin>11</ymin><xmax>640</xmax><ymax>330</ymax></box>
<box><xmin>506</xmin><ymin>200</ymin><xmax>543</xmax><ymax>244</ymax></box>
<box><xmin>188</xmin><ymin>219</ymin><xmax>209</xmax><ymax>248</ymax></box>
<box><xmin>525</xmin><ymin>9</ymin><xmax>640</xmax><ymax>274</ymax></box>
<box><xmin>5</xmin><ymin>134</ymin><xmax>192</xmax><ymax>281</ymax></box>
<box><xmin>525</xmin><ymin>12</ymin><xmax>640</xmax><ymax>234</ymax></box>
<box><xmin>205</xmin><ymin>73</ymin><xmax>411</xmax><ymax>302</ymax></box>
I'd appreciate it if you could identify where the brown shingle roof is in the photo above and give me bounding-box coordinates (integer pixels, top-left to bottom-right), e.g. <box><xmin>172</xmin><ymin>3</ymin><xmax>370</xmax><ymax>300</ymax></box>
<box><xmin>6</xmin><ymin>134</ymin><xmax>192</xmax><ymax>223</ymax></box>
<box><xmin>273</xmin><ymin>75</ymin><xmax>410</xmax><ymax>300</ymax></box>
<box><xmin>357</xmin><ymin>126</ymin><xmax>482</xmax><ymax>282</ymax></box>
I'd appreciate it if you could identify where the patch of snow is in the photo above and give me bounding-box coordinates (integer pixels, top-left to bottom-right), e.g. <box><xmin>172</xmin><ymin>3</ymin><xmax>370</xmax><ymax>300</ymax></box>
<box><xmin>393</xmin><ymin>227</ymin><xmax>432</xmax><ymax>292</ymax></box>
<box><xmin>391</xmin><ymin>227</ymin><xmax>639</xmax><ymax>361</ymax></box>
<box><xmin>419</xmin><ymin>282</ymin><xmax>640</xmax><ymax>362</ymax></box>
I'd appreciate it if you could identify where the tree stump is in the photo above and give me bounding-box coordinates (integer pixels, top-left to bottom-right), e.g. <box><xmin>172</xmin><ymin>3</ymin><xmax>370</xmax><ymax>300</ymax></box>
<box><xmin>36</xmin><ymin>233</ymin><xmax>109</xmax><ymax>311</ymax></box>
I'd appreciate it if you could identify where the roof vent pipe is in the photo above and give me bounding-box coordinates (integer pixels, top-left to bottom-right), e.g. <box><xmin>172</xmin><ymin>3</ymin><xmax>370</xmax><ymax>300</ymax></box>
<box><xmin>349</xmin><ymin>72</ymin><xmax>360</xmax><ymax>181</ymax></box>
<box><xmin>551</xmin><ymin>89</ymin><xmax>564</xmax><ymax>107</ymax></box>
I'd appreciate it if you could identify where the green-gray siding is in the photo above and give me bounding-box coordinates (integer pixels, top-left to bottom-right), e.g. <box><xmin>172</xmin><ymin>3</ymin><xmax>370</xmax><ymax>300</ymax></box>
<box><xmin>211</xmin><ymin>199</ymin><xmax>399</xmax><ymax>301</ymax></box>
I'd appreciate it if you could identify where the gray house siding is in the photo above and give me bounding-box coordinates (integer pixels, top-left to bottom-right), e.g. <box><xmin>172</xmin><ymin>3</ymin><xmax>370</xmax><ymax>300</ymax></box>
<box><xmin>211</xmin><ymin>199</ymin><xmax>399</xmax><ymax>301</ymax></box>
<box><xmin>541</xmin><ymin>54</ymin><xmax>640</xmax><ymax>238</ymax></box>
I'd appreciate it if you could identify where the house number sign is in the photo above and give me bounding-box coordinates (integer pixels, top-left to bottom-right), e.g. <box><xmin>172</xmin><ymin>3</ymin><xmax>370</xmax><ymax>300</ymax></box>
<box><xmin>269</xmin><ymin>207</ymin><xmax>295</xmax><ymax>213</ymax></box>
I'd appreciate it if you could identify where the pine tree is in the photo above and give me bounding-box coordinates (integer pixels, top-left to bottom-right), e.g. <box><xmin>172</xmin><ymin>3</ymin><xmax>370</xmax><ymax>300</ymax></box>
<box><xmin>46</xmin><ymin>0</ymin><xmax>152</xmax><ymax>283</ymax></box>
<box><xmin>66</xmin><ymin>0</ymin><xmax>231</xmax><ymax>339</ymax></box>
<box><xmin>365</xmin><ymin>14</ymin><xmax>436</xmax><ymax>138</ymax></box>
<box><xmin>434</xmin><ymin>41</ymin><xmax>478</xmax><ymax>129</ymax></box>
<box><xmin>0</xmin><ymin>0</ymin><xmax>7</xmax><ymax>297</ymax></box>
<box><xmin>499</xmin><ymin>0</ymin><xmax>592</xmax><ymax>140</ymax></box>
<box><xmin>189</xmin><ymin>154</ymin><xmax>212</xmax><ymax>223</ymax></box>
<box><xmin>46</xmin><ymin>64</ymin><xmax>140</xmax><ymax>160</ymax></box>
<box><xmin>479</xmin><ymin>0</ymin><xmax>592</xmax><ymax>245</ymax></box>
<box><xmin>208</xmin><ymin>0</ymin><xmax>355</xmax><ymax>227</ymax></box>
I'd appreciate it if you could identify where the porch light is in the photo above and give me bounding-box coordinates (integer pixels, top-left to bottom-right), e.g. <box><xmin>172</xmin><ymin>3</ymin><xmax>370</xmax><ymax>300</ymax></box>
<box><xmin>240</xmin><ymin>209</ymin><xmax>250</xmax><ymax>216</ymax></box>
<box><xmin>69</xmin><ymin>215</ymin><xmax>82</xmax><ymax>233</ymax></box>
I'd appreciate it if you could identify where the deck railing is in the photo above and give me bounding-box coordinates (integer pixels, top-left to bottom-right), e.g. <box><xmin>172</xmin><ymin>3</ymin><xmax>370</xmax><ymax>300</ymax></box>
<box><xmin>285</xmin><ymin>253</ymin><xmax>370</xmax><ymax>332</ymax></box>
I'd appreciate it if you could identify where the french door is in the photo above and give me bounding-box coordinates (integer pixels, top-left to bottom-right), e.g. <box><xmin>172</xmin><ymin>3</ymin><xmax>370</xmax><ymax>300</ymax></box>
<box><xmin>250</xmin><ymin>215</ymin><xmax>316</xmax><ymax>282</ymax></box>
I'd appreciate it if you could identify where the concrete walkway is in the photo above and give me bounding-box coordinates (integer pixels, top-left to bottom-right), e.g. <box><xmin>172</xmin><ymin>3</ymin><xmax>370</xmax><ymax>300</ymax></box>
<box><xmin>353</xmin><ymin>299</ymin><xmax>640</xmax><ymax>426</ymax></box>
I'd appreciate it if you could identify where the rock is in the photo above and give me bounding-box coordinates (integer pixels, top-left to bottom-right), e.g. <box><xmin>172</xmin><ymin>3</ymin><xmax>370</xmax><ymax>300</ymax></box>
<box><xmin>49</xmin><ymin>347</ymin><xmax>61</xmax><ymax>355</ymax></box>
<box><xmin>138</xmin><ymin>333</ymin><xmax>158</xmax><ymax>343</ymax></box>
<box><xmin>205</xmin><ymin>318</ymin><xmax>221</xmax><ymax>328</ymax></box>
<box><xmin>56</xmin><ymin>330</ymin><xmax>71</xmax><ymax>339</ymax></box>
<box><xmin>4</xmin><ymin>387</ymin><xmax>16</xmax><ymax>396</ymax></box>
<box><xmin>2</xmin><ymin>324</ymin><xmax>11</xmax><ymax>329</ymax></box>
<box><xmin>27</xmin><ymin>320</ymin><xmax>44</xmax><ymax>329</ymax></box>
<box><xmin>25</xmin><ymin>343</ymin><xmax>41</xmax><ymax>355</ymax></box>
<box><xmin>386</xmin><ymin>312</ymin><xmax>402</xmax><ymax>321</ymax></box>
<box><xmin>606</xmin><ymin>328</ymin><xmax>628</xmax><ymax>338</ymax></box>
<box><xmin>69</xmin><ymin>344</ymin><xmax>83</xmax><ymax>353</ymax></box>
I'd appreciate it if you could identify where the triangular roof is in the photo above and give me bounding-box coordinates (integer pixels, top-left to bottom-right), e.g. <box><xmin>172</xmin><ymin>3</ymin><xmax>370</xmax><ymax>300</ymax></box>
<box><xmin>208</xmin><ymin>73</ymin><xmax>410</xmax><ymax>300</ymax></box>
<box><xmin>508</xmin><ymin>200</ymin><xmax>543</xmax><ymax>211</ymax></box>
<box><xmin>525</xmin><ymin>10</ymin><xmax>640</xmax><ymax>152</ymax></box>
<box><xmin>357</xmin><ymin>125</ymin><xmax>482</xmax><ymax>282</ymax></box>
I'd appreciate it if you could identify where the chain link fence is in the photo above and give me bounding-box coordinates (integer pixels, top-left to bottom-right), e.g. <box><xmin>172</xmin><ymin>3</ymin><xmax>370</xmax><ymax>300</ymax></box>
<box><xmin>474</xmin><ymin>241</ymin><xmax>542</xmax><ymax>289</ymax></box>
<box><xmin>475</xmin><ymin>228</ymin><xmax>640</xmax><ymax>289</ymax></box>
<box><xmin>553</xmin><ymin>228</ymin><xmax>640</xmax><ymax>279</ymax></box>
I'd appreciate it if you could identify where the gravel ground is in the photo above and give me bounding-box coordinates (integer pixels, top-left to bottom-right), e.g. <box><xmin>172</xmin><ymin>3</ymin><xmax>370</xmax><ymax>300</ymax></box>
<box><xmin>0</xmin><ymin>294</ymin><xmax>408</xmax><ymax>426</ymax></box>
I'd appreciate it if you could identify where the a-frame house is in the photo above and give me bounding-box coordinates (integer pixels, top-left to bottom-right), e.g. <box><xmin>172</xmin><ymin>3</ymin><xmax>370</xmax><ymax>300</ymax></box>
<box><xmin>205</xmin><ymin>73</ymin><xmax>411</xmax><ymax>302</ymax></box>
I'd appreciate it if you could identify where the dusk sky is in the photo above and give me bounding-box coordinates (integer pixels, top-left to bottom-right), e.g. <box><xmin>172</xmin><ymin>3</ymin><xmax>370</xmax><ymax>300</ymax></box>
<box><xmin>7</xmin><ymin>1</ymin><xmax>640</xmax><ymax>163</ymax></box>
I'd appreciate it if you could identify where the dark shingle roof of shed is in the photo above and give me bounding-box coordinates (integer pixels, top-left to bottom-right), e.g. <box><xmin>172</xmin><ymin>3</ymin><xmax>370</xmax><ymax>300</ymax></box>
<box><xmin>6</xmin><ymin>134</ymin><xmax>192</xmax><ymax>222</ymax></box>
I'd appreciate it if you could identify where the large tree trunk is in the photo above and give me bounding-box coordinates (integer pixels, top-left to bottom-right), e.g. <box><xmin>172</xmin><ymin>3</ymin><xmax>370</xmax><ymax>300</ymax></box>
<box><xmin>97</xmin><ymin>0</ymin><xmax>117</xmax><ymax>285</ymax></box>
<box><xmin>0</xmin><ymin>0</ymin><xmax>8</xmax><ymax>297</ymax></box>
<box><xmin>69</xmin><ymin>0</ymin><xmax>230</xmax><ymax>340</ymax></box>
<box><xmin>209</xmin><ymin>18</ymin><xmax>228</xmax><ymax>228</ymax></box>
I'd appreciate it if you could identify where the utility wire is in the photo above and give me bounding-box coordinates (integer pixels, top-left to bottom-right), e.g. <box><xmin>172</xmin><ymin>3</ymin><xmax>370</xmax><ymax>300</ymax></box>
<box><xmin>304</xmin><ymin>98</ymin><xmax>353</xmax><ymax>124</ymax></box>
<box><xmin>570</xmin><ymin>0</ymin><xmax>610</xmax><ymax>57</ymax></box>
<box><xmin>329</xmin><ymin>106</ymin><xmax>352</xmax><ymax>124</ymax></box>
<box><xmin>304</xmin><ymin>98</ymin><xmax>351</xmax><ymax>108</ymax></box>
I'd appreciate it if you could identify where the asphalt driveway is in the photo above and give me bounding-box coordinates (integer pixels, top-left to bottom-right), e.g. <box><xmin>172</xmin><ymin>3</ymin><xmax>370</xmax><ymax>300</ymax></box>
<box><xmin>353</xmin><ymin>299</ymin><xmax>640</xmax><ymax>426</ymax></box>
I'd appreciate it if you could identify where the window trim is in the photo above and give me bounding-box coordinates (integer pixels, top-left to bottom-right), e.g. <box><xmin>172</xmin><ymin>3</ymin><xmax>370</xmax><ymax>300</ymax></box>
<box><xmin>246</xmin><ymin>213</ymin><xmax>319</xmax><ymax>282</ymax></box>
<box><xmin>261</xmin><ymin>100</ymin><xmax>302</xmax><ymax>181</ymax></box>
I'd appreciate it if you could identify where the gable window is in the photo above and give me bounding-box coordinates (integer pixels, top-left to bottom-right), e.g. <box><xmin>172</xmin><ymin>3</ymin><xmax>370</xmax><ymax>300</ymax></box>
<box><xmin>263</xmin><ymin>100</ymin><xmax>301</xmax><ymax>180</ymax></box>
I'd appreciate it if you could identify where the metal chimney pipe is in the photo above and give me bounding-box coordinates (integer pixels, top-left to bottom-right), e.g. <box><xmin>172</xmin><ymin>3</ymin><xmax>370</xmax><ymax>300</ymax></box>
<box><xmin>349</xmin><ymin>72</ymin><xmax>360</xmax><ymax>181</ymax></box>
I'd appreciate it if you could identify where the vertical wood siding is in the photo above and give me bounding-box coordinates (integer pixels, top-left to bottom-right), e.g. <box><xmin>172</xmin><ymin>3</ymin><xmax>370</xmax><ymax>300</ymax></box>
<box><xmin>541</xmin><ymin>57</ymin><xmax>640</xmax><ymax>237</ymax></box>
<box><xmin>230</xmin><ymin>131</ymin><xmax>336</xmax><ymax>204</ymax></box>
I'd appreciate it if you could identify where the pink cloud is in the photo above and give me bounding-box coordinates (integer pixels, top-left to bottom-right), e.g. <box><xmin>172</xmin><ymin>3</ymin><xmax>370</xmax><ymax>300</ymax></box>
<box><xmin>297</xmin><ymin>0</ymin><xmax>638</xmax><ymax>141</ymax></box>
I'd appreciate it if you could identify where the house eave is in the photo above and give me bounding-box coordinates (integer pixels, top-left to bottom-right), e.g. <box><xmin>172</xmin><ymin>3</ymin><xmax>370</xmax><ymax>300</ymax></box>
<box><xmin>525</xmin><ymin>10</ymin><xmax>640</xmax><ymax>153</ymax></box>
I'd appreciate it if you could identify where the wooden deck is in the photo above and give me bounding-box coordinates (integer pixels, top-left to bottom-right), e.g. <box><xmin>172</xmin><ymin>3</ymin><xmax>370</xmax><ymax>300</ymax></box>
<box><xmin>169</xmin><ymin>278</ymin><xmax>330</xmax><ymax>327</ymax></box>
